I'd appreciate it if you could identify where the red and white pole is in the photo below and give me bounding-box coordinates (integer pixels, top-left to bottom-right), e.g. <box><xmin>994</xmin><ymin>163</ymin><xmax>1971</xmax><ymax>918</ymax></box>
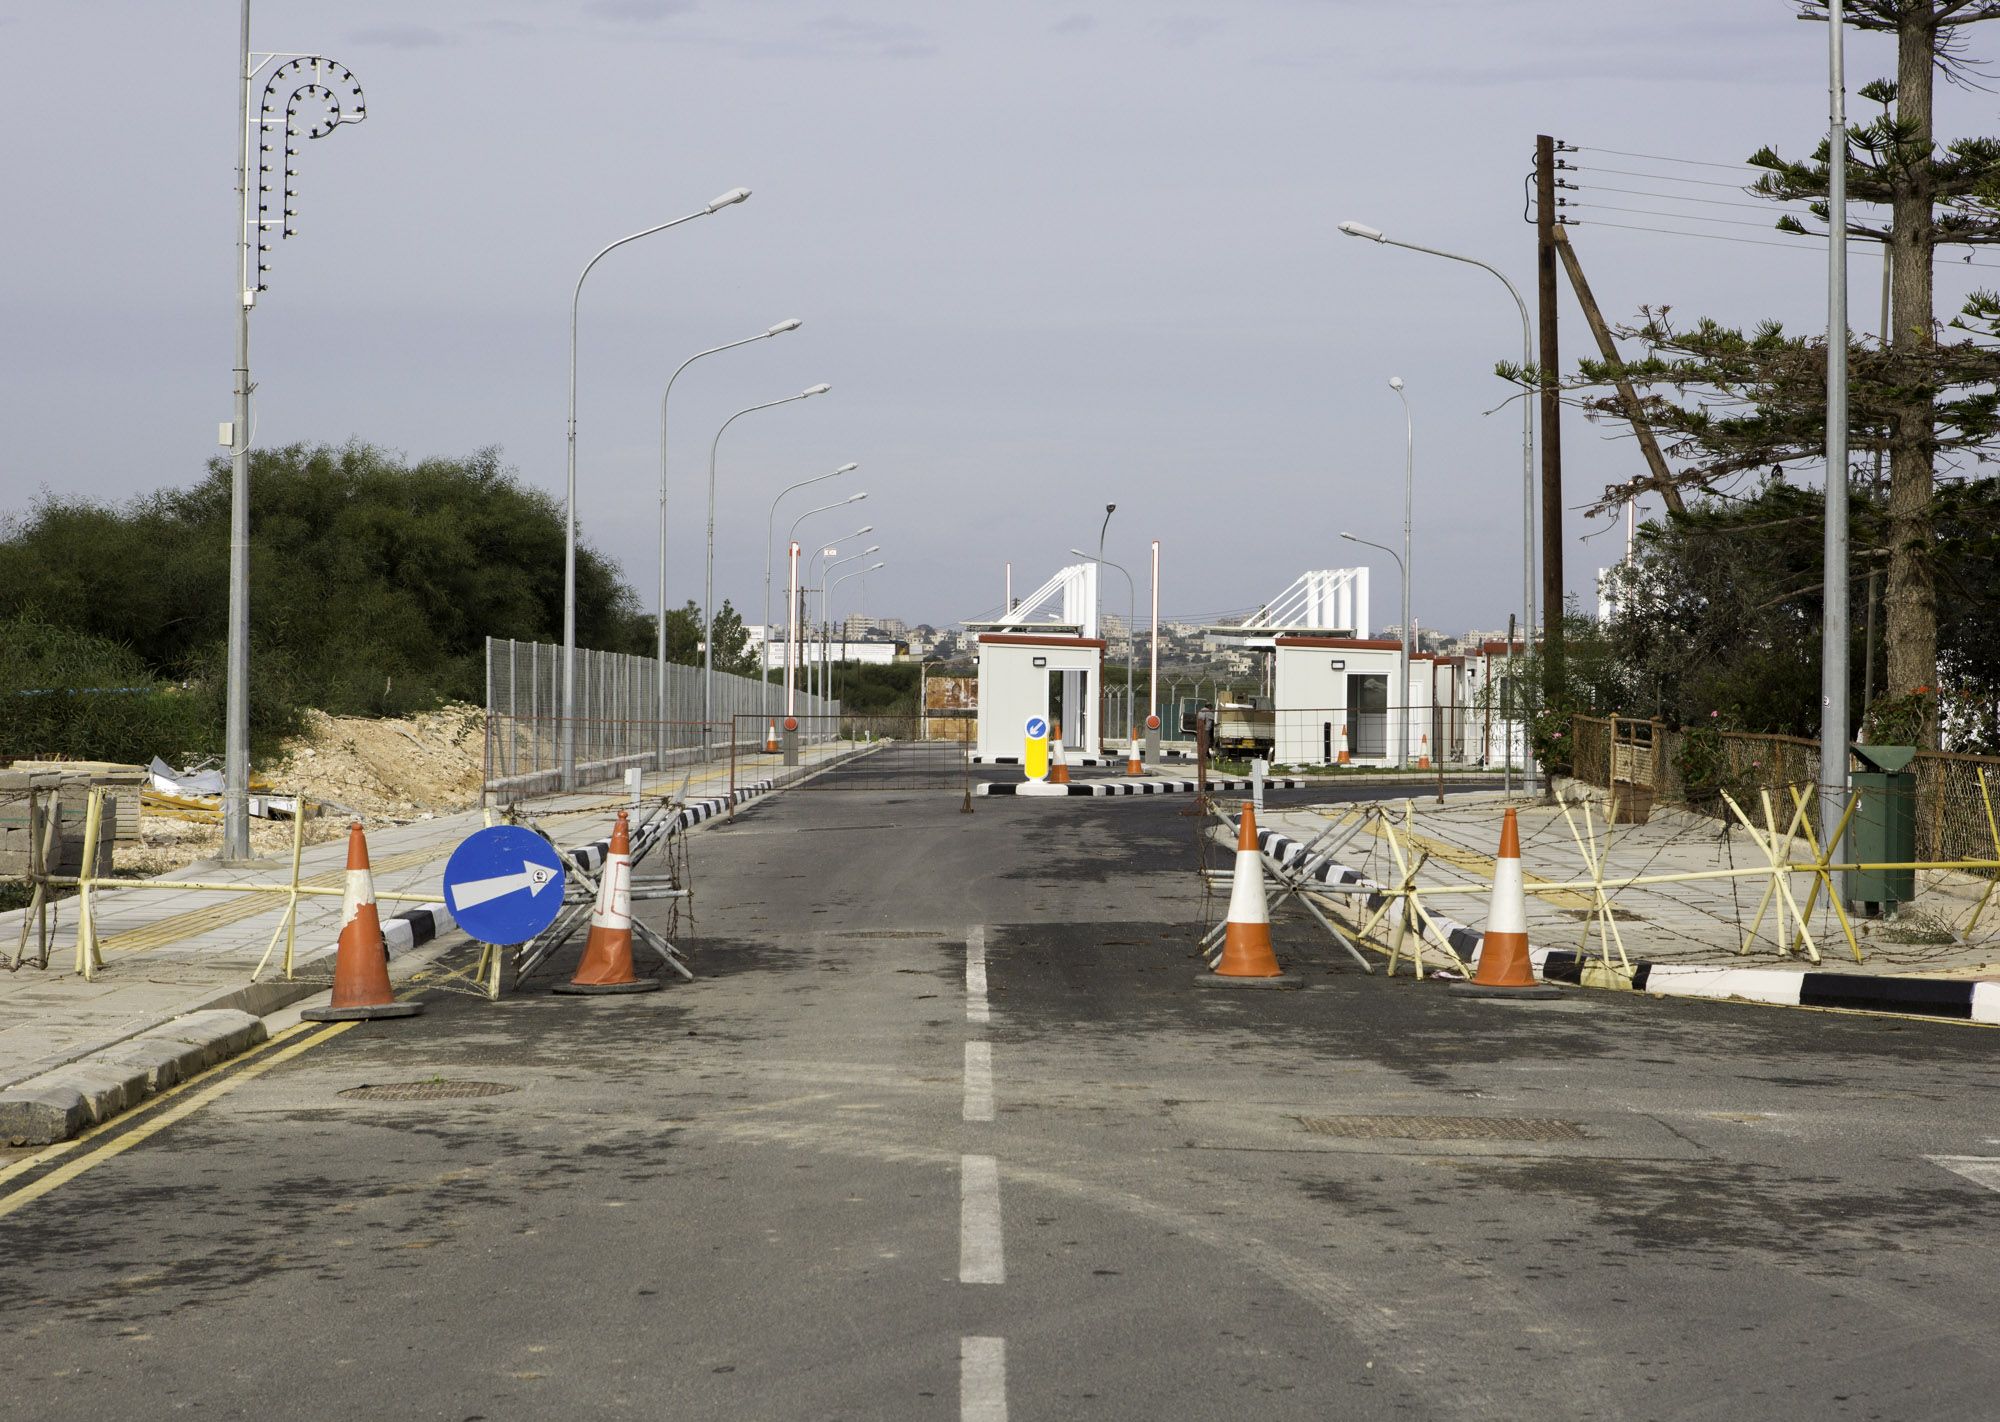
<box><xmin>1149</xmin><ymin>539</ymin><xmax>1160</xmax><ymax>727</ymax></box>
<box><xmin>785</xmin><ymin>541</ymin><xmax>799</xmax><ymax>717</ymax></box>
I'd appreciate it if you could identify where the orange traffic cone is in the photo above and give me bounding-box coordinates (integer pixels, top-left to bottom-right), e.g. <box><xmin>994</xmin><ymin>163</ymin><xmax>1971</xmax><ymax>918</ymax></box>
<box><xmin>1049</xmin><ymin>720</ymin><xmax>1071</xmax><ymax>785</ymax></box>
<box><xmin>1199</xmin><ymin>803</ymin><xmax>1299</xmax><ymax>988</ymax></box>
<box><xmin>764</xmin><ymin>720</ymin><xmax>779</xmax><ymax>753</ymax></box>
<box><xmin>303</xmin><ymin>823</ymin><xmax>422</xmax><ymax>1021</ymax></box>
<box><xmin>1337</xmin><ymin>723</ymin><xmax>1351</xmax><ymax>765</ymax></box>
<box><xmin>1417</xmin><ymin>733</ymin><xmax>1431</xmax><ymax>770</ymax></box>
<box><xmin>1125</xmin><ymin>726</ymin><xmax>1144</xmax><ymax>777</ymax></box>
<box><xmin>555</xmin><ymin>812</ymin><xmax>661</xmax><ymax>995</ymax></box>
<box><xmin>1451</xmin><ymin>807</ymin><xmax>1559</xmax><ymax>998</ymax></box>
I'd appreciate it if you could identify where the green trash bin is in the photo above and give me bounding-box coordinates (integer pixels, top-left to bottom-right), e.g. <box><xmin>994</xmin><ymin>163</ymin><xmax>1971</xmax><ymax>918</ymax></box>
<box><xmin>1847</xmin><ymin>744</ymin><xmax>1917</xmax><ymax>915</ymax></box>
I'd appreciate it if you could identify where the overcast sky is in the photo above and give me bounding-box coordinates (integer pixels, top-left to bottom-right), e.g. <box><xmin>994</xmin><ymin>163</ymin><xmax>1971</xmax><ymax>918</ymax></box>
<box><xmin>6</xmin><ymin>2</ymin><xmax>1998</xmax><ymax>637</ymax></box>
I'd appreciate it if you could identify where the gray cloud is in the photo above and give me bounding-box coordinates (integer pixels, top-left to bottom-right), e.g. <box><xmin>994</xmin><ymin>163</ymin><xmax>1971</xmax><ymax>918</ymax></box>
<box><xmin>346</xmin><ymin>24</ymin><xmax>453</xmax><ymax>49</ymax></box>
<box><xmin>586</xmin><ymin>0</ymin><xmax>698</xmax><ymax>23</ymax></box>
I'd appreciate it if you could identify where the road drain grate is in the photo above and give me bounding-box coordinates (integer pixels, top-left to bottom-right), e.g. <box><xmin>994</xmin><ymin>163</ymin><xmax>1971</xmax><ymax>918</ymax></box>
<box><xmin>338</xmin><ymin>1081</ymin><xmax>520</xmax><ymax>1102</ymax></box>
<box><xmin>1295</xmin><ymin>1114</ymin><xmax>1587</xmax><ymax>1142</ymax></box>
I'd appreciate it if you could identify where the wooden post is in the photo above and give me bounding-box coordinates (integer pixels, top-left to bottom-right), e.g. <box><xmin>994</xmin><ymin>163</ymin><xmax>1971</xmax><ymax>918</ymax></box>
<box><xmin>1536</xmin><ymin>134</ymin><xmax>1566</xmax><ymax>691</ymax></box>
<box><xmin>1551</xmin><ymin>227</ymin><xmax>1685</xmax><ymax>515</ymax></box>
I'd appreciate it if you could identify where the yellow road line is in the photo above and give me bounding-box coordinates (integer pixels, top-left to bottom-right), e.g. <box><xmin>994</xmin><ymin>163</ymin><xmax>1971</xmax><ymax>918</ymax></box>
<box><xmin>0</xmin><ymin>1022</ymin><xmax>354</xmax><ymax>1219</ymax></box>
<box><xmin>98</xmin><ymin>844</ymin><xmax>442</xmax><ymax>956</ymax></box>
<box><xmin>0</xmin><ymin>1021</ymin><xmax>336</xmax><ymax>1190</ymax></box>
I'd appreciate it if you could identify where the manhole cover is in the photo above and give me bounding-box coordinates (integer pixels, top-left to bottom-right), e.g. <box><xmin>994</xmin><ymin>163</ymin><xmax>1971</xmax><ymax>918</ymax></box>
<box><xmin>1295</xmin><ymin>1115</ymin><xmax>1587</xmax><ymax>1143</ymax></box>
<box><xmin>338</xmin><ymin>1081</ymin><xmax>520</xmax><ymax>1102</ymax></box>
<box><xmin>1558</xmin><ymin>907</ymin><xmax>1644</xmax><ymax>922</ymax></box>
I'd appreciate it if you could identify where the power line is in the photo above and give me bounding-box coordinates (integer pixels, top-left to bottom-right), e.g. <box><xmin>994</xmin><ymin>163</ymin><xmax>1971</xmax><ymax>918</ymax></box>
<box><xmin>1583</xmin><ymin>182</ymin><xmax>1854</xmax><ymax>214</ymax></box>
<box><xmin>1574</xmin><ymin>200</ymin><xmax>1847</xmax><ymax>231</ymax></box>
<box><xmin>1574</xmin><ymin>163</ymin><xmax>1771</xmax><ymax>191</ymax></box>
<box><xmin>1572</xmin><ymin>214</ymin><xmax>2000</xmax><ymax>269</ymax></box>
<box><xmin>1578</xmin><ymin>145</ymin><xmax>1766</xmax><ymax>172</ymax></box>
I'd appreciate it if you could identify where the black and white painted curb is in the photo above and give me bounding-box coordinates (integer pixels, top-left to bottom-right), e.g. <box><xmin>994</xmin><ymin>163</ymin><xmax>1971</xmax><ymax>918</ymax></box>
<box><xmin>971</xmin><ymin>754</ymin><xmax>1110</xmax><ymax>767</ymax></box>
<box><xmin>1252</xmin><ymin>823</ymin><xmax>2000</xmax><ymax>1026</ymax></box>
<box><xmin>979</xmin><ymin>776</ymin><xmax>1309</xmax><ymax>798</ymax></box>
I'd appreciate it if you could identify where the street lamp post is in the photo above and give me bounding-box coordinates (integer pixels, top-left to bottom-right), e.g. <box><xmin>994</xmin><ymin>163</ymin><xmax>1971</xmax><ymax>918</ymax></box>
<box><xmin>826</xmin><ymin>560</ymin><xmax>887</xmax><ymax>705</ymax></box>
<box><xmin>1070</xmin><ymin>548</ymin><xmax>1136</xmax><ymax>747</ymax></box>
<box><xmin>1341</xmin><ymin>531</ymin><xmax>1408</xmax><ymax>770</ymax></box>
<box><xmin>785</xmin><ymin>501</ymin><xmax>867</xmax><ymax>704</ymax></box>
<box><xmin>563</xmin><ymin>185</ymin><xmax>750</xmax><ymax>790</ymax></box>
<box><xmin>1391</xmin><ymin>377</ymin><xmax>1414</xmax><ymax>767</ymax></box>
<box><xmin>705</xmin><ymin>383</ymin><xmax>830</xmax><ymax>754</ymax></box>
<box><xmin>657</xmin><ymin>319</ymin><xmax>801</xmax><ymax>758</ymax></box>
<box><xmin>813</xmin><ymin>541</ymin><xmax>877</xmax><ymax>699</ymax></box>
<box><xmin>224</xmin><ymin>15</ymin><xmax>369</xmax><ymax>859</ymax></box>
<box><xmin>1339</xmin><ymin>219</ymin><xmax>1533</xmax><ymax>792</ymax></box>
<box><xmin>764</xmin><ymin>471</ymin><xmax>858</xmax><ymax>728</ymax></box>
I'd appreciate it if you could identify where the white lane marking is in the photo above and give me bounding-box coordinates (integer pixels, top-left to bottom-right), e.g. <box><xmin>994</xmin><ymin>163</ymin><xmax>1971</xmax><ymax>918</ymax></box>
<box><xmin>1928</xmin><ymin>1155</ymin><xmax>2000</xmax><ymax>1193</ymax></box>
<box><xmin>960</xmin><ymin>1336</ymin><xmax>1008</xmax><ymax>1422</ymax></box>
<box><xmin>964</xmin><ymin>1041</ymin><xmax>994</xmax><ymax>1122</ymax></box>
<box><xmin>960</xmin><ymin>1154</ymin><xmax>1005</xmax><ymax>1284</ymax></box>
<box><xmin>966</xmin><ymin>925</ymin><xmax>990</xmax><ymax>1024</ymax></box>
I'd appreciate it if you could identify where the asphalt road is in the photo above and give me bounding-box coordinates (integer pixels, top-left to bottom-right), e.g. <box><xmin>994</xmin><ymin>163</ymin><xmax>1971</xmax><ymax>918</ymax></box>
<box><xmin>2</xmin><ymin>760</ymin><xmax>1997</xmax><ymax>1420</ymax></box>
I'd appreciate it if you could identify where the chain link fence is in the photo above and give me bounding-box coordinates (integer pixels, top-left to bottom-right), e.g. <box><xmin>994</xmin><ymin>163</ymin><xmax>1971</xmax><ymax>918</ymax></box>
<box><xmin>1569</xmin><ymin>715</ymin><xmax>2000</xmax><ymax>865</ymax></box>
<box><xmin>483</xmin><ymin>637</ymin><xmax>838</xmax><ymax>798</ymax></box>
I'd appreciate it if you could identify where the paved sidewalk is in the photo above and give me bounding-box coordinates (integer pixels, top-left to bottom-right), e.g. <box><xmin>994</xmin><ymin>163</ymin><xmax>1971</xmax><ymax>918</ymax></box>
<box><xmin>0</xmin><ymin>741</ymin><xmax>859</xmax><ymax>1094</ymax></box>
<box><xmin>1240</xmin><ymin>790</ymin><xmax>2000</xmax><ymax>1031</ymax></box>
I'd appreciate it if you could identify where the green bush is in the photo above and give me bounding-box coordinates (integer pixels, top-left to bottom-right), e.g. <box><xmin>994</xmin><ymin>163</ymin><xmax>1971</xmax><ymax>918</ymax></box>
<box><xmin>0</xmin><ymin>613</ymin><xmax>216</xmax><ymax>764</ymax></box>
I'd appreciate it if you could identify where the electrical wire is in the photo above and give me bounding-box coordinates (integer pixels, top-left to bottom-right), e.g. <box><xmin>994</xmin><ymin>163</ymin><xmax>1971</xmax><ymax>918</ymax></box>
<box><xmin>1578</xmin><ymin>145</ymin><xmax>1769</xmax><ymax>172</ymax></box>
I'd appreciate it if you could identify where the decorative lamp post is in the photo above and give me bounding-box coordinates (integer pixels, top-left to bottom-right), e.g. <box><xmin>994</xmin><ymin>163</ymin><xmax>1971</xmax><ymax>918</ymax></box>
<box><xmin>224</xmin><ymin>9</ymin><xmax>368</xmax><ymax>860</ymax></box>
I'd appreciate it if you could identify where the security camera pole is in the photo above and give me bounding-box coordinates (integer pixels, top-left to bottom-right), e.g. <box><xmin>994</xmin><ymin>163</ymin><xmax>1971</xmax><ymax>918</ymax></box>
<box><xmin>224</xmin><ymin>0</ymin><xmax>367</xmax><ymax>860</ymax></box>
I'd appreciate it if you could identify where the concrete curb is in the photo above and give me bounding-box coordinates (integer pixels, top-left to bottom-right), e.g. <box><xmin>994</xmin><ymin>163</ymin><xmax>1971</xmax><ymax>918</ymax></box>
<box><xmin>978</xmin><ymin>776</ymin><xmax>1308</xmax><ymax>798</ymax></box>
<box><xmin>1249</xmin><ymin>822</ymin><xmax>2000</xmax><ymax>1026</ymax></box>
<box><xmin>0</xmin><ymin>1009</ymin><xmax>268</xmax><ymax>1146</ymax></box>
<box><xmin>0</xmin><ymin>770</ymin><xmax>812</xmax><ymax>1145</ymax></box>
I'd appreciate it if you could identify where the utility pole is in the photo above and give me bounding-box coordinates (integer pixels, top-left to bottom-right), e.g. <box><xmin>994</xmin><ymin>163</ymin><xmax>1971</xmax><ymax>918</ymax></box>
<box><xmin>1535</xmin><ymin>133</ymin><xmax>1565</xmax><ymax>698</ymax></box>
<box><xmin>1551</xmin><ymin>228</ymin><xmax>1685</xmax><ymax>516</ymax></box>
<box><xmin>1820</xmin><ymin>0</ymin><xmax>1851</xmax><ymax>892</ymax></box>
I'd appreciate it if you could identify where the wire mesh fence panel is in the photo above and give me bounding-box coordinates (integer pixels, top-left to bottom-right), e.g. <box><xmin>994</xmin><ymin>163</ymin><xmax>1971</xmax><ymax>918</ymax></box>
<box><xmin>732</xmin><ymin>715</ymin><xmax>971</xmax><ymax>793</ymax></box>
<box><xmin>1569</xmin><ymin>714</ymin><xmax>2000</xmax><ymax>883</ymax></box>
<box><xmin>484</xmin><ymin>638</ymin><xmax>837</xmax><ymax>796</ymax></box>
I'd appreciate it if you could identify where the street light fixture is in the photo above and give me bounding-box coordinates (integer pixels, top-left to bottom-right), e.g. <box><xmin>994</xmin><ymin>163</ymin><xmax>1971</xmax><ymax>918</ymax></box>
<box><xmin>1340</xmin><ymin>531</ymin><xmax>1408</xmax><ymax>770</ymax></box>
<box><xmin>1339</xmin><ymin>217</ymin><xmax>1533</xmax><ymax>791</ymax></box>
<box><xmin>826</xmin><ymin>560</ymin><xmax>888</xmax><ymax>704</ymax></box>
<box><xmin>812</xmin><ymin>538</ymin><xmax>877</xmax><ymax>699</ymax></box>
<box><xmin>763</xmin><ymin>469</ymin><xmax>858</xmax><ymax>725</ymax></box>
<box><xmin>1391</xmin><ymin>377</ymin><xmax>1414</xmax><ymax>768</ymax></box>
<box><xmin>223</xmin><ymin>18</ymin><xmax>369</xmax><ymax>859</ymax></box>
<box><xmin>1070</xmin><ymin>548</ymin><xmax>1137</xmax><ymax>745</ymax></box>
<box><xmin>656</xmin><ymin>318</ymin><xmax>802</xmax><ymax>753</ymax></box>
<box><xmin>560</xmin><ymin>185</ymin><xmax>752</xmax><ymax>789</ymax></box>
<box><xmin>705</xmin><ymin>384</ymin><xmax>831</xmax><ymax>752</ymax></box>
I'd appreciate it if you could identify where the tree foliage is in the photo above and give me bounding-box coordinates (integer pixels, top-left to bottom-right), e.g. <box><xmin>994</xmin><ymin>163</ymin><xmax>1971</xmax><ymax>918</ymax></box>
<box><xmin>1600</xmin><ymin>478</ymin><xmax>2000</xmax><ymax>751</ymax></box>
<box><xmin>0</xmin><ymin>443</ymin><xmax>675</xmax><ymax>757</ymax></box>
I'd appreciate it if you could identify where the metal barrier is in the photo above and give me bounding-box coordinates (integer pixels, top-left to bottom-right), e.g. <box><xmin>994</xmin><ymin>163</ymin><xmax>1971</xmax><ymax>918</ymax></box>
<box><xmin>483</xmin><ymin>636</ymin><xmax>838</xmax><ymax>794</ymax></box>
<box><xmin>728</xmin><ymin>714</ymin><xmax>972</xmax><ymax>796</ymax></box>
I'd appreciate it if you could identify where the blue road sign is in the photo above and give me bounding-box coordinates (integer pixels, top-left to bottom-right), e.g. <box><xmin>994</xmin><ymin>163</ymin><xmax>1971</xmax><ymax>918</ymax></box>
<box><xmin>1025</xmin><ymin>715</ymin><xmax>1048</xmax><ymax>739</ymax></box>
<box><xmin>442</xmin><ymin>825</ymin><xmax>566</xmax><ymax>945</ymax></box>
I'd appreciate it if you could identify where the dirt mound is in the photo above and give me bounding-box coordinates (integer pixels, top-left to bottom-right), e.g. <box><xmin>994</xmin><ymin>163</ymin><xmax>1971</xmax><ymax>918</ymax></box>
<box><xmin>269</xmin><ymin>704</ymin><xmax>486</xmax><ymax>819</ymax></box>
<box><xmin>116</xmin><ymin>705</ymin><xmax>486</xmax><ymax>877</ymax></box>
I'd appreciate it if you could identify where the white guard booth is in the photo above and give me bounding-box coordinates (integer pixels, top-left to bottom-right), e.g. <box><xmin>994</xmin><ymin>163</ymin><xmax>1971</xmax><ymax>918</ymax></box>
<box><xmin>1271</xmin><ymin>636</ymin><xmax>1403</xmax><ymax>766</ymax></box>
<box><xmin>974</xmin><ymin>634</ymin><xmax>1105</xmax><ymax>763</ymax></box>
<box><xmin>1455</xmin><ymin>640</ymin><xmax>1529</xmax><ymax>767</ymax></box>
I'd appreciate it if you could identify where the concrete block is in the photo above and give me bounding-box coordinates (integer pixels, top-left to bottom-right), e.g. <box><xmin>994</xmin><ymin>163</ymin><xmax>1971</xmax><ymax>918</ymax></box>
<box><xmin>143</xmin><ymin>1009</ymin><xmax>266</xmax><ymax>1071</ymax></box>
<box><xmin>0</xmin><ymin>1009</ymin><xmax>269</xmax><ymax>1144</ymax></box>
<box><xmin>0</xmin><ymin>1082</ymin><xmax>91</xmax><ymax>1146</ymax></box>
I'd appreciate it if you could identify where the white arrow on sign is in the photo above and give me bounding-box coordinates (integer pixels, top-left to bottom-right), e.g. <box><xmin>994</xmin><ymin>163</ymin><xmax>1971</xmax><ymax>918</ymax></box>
<box><xmin>449</xmin><ymin>861</ymin><xmax>559</xmax><ymax>913</ymax></box>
